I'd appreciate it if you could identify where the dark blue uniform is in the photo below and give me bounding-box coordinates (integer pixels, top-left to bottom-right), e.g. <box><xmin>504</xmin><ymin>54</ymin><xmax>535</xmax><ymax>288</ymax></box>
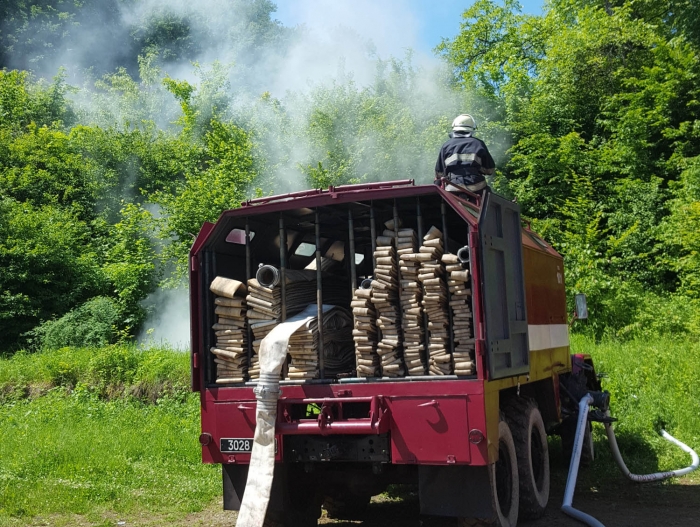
<box><xmin>435</xmin><ymin>132</ymin><xmax>495</xmax><ymax>187</ymax></box>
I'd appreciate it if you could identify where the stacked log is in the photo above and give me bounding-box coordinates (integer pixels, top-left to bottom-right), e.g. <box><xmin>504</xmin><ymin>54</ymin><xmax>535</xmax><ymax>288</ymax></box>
<box><xmin>398</xmin><ymin>228</ymin><xmax>425</xmax><ymax>375</ymax></box>
<box><xmin>372</xmin><ymin>222</ymin><xmax>404</xmax><ymax>377</ymax></box>
<box><xmin>209</xmin><ymin>276</ymin><xmax>248</xmax><ymax>383</ymax></box>
<box><xmin>246</xmin><ymin>279</ymin><xmax>280</xmax><ymax>380</ymax></box>
<box><xmin>444</xmin><ymin>253</ymin><xmax>475</xmax><ymax>375</ymax></box>
<box><xmin>286</xmin><ymin>307</ymin><xmax>354</xmax><ymax>380</ymax></box>
<box><xmin>419</xmin><ymin>227</ymin><xmax>452</xmax><ymax>375</ymax></box>
<box><xmin>352</xmin><ymin>286</ymin><xmax>380</xmax><ymax>377</ymax></box>
<box><xmin>246</xmin><ymin>270</ymin><xmax>349</xmax><ymax>381</ymax></box>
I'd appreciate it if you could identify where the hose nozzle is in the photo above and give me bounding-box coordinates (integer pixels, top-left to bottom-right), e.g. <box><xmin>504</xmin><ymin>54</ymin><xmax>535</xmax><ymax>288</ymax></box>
<box><xmin>457</xmin><ymin>246</ymin><xmax>470</xmax><ymax>264</ymax></box>
<box><xmin>256</xmin><ymin>264</ymin><xmax>280</xmax><ymax>288</ymax></box>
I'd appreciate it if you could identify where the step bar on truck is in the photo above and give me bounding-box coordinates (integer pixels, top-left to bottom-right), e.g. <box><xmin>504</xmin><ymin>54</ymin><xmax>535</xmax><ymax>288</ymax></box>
<box><xmin>277</xmin><ymin>395</ymin><xmax>390</xmax><ymax>435</ymax></box>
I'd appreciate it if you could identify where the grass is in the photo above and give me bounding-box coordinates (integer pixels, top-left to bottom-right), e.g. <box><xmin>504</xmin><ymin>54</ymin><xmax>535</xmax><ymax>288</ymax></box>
<box><xmin>0</xmin><ymin>345</ymin><xmax>190</xmax><ymax>403</ymax></box>
<box><xmin>1</xmin><ymin>337</ymin><xmax>699</xmax><ymax>525</ymax></box>
<box><xmin>571</xmin><ymin>334</ymin><xmax>700</xmax><ymax>486</ymax></box>
<box><xmin>0</xmin><ymin>346</ymin><xmax>219</xmax><ymax>526</ymax></box>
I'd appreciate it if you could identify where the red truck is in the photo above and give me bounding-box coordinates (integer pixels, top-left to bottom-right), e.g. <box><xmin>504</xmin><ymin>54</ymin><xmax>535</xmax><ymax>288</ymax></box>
<box><xmin>189</xmin><ymin>179</ymin><xmax>600</xmax><ymax>526</ymax></box>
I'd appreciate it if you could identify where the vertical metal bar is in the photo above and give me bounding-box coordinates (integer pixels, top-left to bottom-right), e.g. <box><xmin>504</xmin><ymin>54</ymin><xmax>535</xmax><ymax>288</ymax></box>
<box><xmin>469</xmin><ymin>230</ymin><xmax>486</xmax><ymax>380</ymax></box>
<box><xmin>392</xmin><ymin>200</ymin><xmax>403</xmax><ymax>301</ymax></box>
<box><xmin>279</xmin><ymin>214</ymin><xmax>287</xmax><ymax>322</ymax></box>
<box><xmin>203</xmin><ymin>250</ymin><xmax>213</xmax><ymax>385</ymax></box>
<box><xmin>369</xmin><ymin>202</ymin><xmax>381</xmax><ymax>374</ymax></box>
<box><xmin>369</xmin><ymin>203</ymin><xmax>377</xmax><ymax>269</ymax></box>
<box><xmin>416</xmin><ymin>198</ymin><xmax>429</xmax><ymax>374</ymax></box>
<box><xmin>348</xmin><ymin>208</ymin><xmax>357</xmax><ymax>292</ymax></box>
<box><xmin>393</xmin><ymin>199</ymin><xmax>405</xmax><ymax>375</ymax></box>
<box><xmin>415</xmin><ymin>198</ymin><xmax>425</xmax><ymax>246</ymax></box>
<box><xmin>441</xmin><ymin>201</ymin><xmax>456</xmax><ymax>365</ymax></box>
<box><xmin>245</xmin><ymin>219</ymin><xmax>253</xmax><ymax>375</ymax></box>
<box><xmin>315</xmin><ymin>209</ymin><xmax>325</xmax><ymax>379</ymax></box>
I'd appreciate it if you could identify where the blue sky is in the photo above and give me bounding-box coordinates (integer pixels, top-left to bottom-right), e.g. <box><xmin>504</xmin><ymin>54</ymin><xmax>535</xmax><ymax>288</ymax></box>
<box><xmin>274</xmin><ymin>1</ymin><xmax>545</xmax><ymax>58</ymax></box>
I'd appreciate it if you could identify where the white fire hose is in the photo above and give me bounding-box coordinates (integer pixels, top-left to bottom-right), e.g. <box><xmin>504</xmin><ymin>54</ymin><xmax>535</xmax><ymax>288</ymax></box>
<box><xmin>562</xmin><ymin>395</ymin><xmax>699</xmax><ymax>527</ymax></box>
<box><xmin>561</xmin><ymin>394</ymin><xmax>606</xmax><ymax>527</ymax></box>
<box><xmin>236</xmin><ymin>304</ymin><xmax>333</xmax><ymax>527</ymax></box>
<box><xmin>604</xmin><ymin>413</ymin><xmax>699</xmax><ymax>483</ymax></box>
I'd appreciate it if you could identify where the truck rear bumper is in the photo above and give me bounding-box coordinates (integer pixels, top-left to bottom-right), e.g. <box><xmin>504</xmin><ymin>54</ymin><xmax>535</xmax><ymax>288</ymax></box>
<box><xmin>201</xmin><ymin>379</ymin><xmax>489</xmax><ymax>466</ymax></box>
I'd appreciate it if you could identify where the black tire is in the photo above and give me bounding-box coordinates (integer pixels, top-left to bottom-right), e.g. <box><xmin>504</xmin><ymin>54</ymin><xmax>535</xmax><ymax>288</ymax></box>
<box><xmin>505</xmin><ymin>397</ymin><xmax>550</xmax><ymax>520</ymax></box>
<box><xmin>458</xmin><ymin>418</ymin><xmax>519</xmax><ymax>527</ymax></box>
<box><xmin>561</xmin><ymin>416</ymin><xmax>594</xmax><ymax>467</ymax></box>
<box><xmin>265</xmin><ymin>504</ymin><xmax>319</xmax><ymax>527</ymax></box>
<box><xmin>322</xmin><ymin>492</ymin><xmax>371</xmax><ymax>520</ymax></box>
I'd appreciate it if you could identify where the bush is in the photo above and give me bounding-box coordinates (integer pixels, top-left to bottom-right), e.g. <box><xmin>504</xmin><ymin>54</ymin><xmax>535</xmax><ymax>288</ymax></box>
<box><xmin>34</xmin><ymin>296</ymin><xmax>120</xmax><ymax>349</ymax></box>
<box><xmin>45</xmin><ymin>358</ymin><xmax>80</xmax><ymax>387</ymax></box>
<box><xmin>88</xmin><ymin>346</ymin><xmax>139</xmax><ymax>388</ymax></box>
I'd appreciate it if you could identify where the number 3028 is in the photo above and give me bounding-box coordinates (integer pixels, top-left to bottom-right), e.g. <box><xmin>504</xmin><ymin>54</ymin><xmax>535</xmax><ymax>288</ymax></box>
<box><xmin>220</xmin><ymin>438</ymin><xmax>252</xmax><ymax>452</ymax></box>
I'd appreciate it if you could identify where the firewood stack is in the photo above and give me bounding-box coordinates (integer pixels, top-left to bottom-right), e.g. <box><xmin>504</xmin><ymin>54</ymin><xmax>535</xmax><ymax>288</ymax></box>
<box><xmin>372</xmin><ymin>220</ymin><xmax>405</xmax><ymax>377</ymax></box>
<box><xmin>444</xmin><ymin>253</ymin><xmax>475</xmax><ymax>375</ymax></box>
<box><xmin>247</xmin><ymin>319</ymin><xmax>275</xmax><ymax>380</ymax></box>
<box><xmin>398</xmin><ymin>228</ymin><xmax>426</xmax><ymax>375</ymax></box>
<box><xmin>286</xmin><ymin>307</ymin><xmax>354</xmax><ymax>380</ymax></box>
<box><xmin>246</xmin><ymin>270</ymin><xmax>350</xmax><ymax>381</ymax></box>
<box><xmin>286</xmin><ymin>325</ymin><xmax>317</xmax><ymax>380</ymax></box>
<box><xmin>352</xmin><ymin>286</ymin><xmax>380</xmax><ymax>377</ymax></box>
<box><xmin>246</xmin><ymin>279</ymin><xmax>281</xmax><ymax>380</ymax></box>
<box><xmin>209</xmin><ymin>276</ymin><xmax>248</xmax><ymax>383</ymax></box>
<box><xmin>419</xmin><ymin>226</ymin><xmax>452</xmax><ymax>375</ymax></box>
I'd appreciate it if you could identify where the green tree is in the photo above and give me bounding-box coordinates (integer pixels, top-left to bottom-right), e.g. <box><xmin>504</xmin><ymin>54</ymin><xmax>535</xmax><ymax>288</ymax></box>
<box><xmin>0</xmin><ymin>123</ymin><xmax>97</xmax><ymax>220</ymax></box>
<box><xmin>440</xmin><ymin>0</ymin><xmax>700</xmax><ymax>333</ymax></box>
<box><xmin>0</xmin><ymin>198</ymin><xmax>105</xmax><ymax>350</ymax></box>
<box><xmin>155</xmin><ymin>119</ymin><xmax>257</xmax><ymax>277</ymax></box>
<box><xmin>662</xmin><ymin>158</ymin><xmax>700</xmax><ymax>297</ymax></box>
<box><xmin>0</xmin><ymin>0</ymin><xmax>130</xmax><ymax>76</ymax></box>
<box><xmin>0</xmin><ymin>69</ymin><xmax>74</xmax><ymax>129</ymax></box>
<box><xmin>102</xmin><ymin>203</ymin><xmax>159</xmax><ymax>332</ymax></box>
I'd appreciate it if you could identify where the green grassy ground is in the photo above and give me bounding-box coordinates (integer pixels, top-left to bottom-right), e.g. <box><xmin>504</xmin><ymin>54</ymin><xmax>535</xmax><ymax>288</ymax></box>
<box><xmin>0</xmin><ymin>346</ymin><xmax>219</xmax><ymax>526</ymax></box>
<box><xmin>1</xmin><ymin>337</ymin><xmax>698</xmax><ymax>525</ymax></box>
<box><xmin>570</xmin><ymin>334</ymin><xmax>700</xmax><ymax>484</ymax></box>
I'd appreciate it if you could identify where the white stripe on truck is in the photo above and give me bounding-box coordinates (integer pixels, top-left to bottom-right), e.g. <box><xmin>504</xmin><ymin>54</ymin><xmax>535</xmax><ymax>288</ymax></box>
<box><xmin>528</xmin><ymin>324</ymin><xmax>570</xmax><ymax>351</ymax></box>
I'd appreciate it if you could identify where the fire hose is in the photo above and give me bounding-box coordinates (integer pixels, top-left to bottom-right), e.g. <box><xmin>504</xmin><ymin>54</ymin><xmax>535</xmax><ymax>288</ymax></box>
<box><xmin>236</xmin><ymin>304</ymin><xmax>336</xmax><ymax>527</ymax></box>
<box><xmin>562</xmin><ymin>395</ymin><xmax>699</xmax><ymax>527</ymax></box>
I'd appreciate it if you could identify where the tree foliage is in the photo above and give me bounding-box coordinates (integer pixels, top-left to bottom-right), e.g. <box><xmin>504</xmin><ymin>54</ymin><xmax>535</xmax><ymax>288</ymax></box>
<box><xmin>440</xmin><ymin>0</ymin><xmax>700</xmax><ymax>338</ymax></box>
<box><xmin>0</xmin><ymin>198</ymin><xmax>105</xmax><ymax>350</ymax></box>
<box><xmin>0</xmin><ymin>0</ymin><xmax>699</xmax><ymax>350</ymax></box>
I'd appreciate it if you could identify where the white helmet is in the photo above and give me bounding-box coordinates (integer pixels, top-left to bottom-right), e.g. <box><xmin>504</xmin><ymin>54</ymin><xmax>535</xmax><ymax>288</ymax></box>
<box><xmin>452</xmin><ymin>114</ymin><xmax>476</xmax><ymax>133</ymax></box>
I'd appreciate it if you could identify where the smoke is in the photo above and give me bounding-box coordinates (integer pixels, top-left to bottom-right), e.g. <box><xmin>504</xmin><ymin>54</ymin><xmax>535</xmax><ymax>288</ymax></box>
<box><xmin>4</xmin><ymin>1</ymin><xmax>502</xmax><ymax>349</ymax></box>
<box><xmin>138</xmin><ymin>288</ymin><xmax>191</xmax><ymax>350</ymax></box>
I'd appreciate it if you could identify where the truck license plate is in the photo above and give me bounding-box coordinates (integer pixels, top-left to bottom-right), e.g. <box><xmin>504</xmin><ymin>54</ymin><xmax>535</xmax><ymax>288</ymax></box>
<box><xmin>220</xmin><ymin>438</ymin><xmax>277</xmax><ymax>453</ymax></box>
<box><xmin>220</xmin><ymin>438</ymin><xmax>253</xmax><ymax>453</ymax></box>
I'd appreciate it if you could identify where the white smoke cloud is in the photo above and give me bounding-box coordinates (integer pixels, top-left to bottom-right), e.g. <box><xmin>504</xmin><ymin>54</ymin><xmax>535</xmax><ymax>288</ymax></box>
<box><xmin>138</xmin><ymin>288</ymin><xmax>191</xmax><ymax>350</ymax></box>
<box><xmin>10</xmin><ymin>1</ymin><xmax>494</xmax><ymax>348</ymax></box>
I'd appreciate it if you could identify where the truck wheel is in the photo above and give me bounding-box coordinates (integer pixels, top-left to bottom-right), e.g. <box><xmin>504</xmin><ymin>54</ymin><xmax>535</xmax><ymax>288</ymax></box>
<box><xmin>458</xmin><ymin>418</ymin><xmax>519</xmax><ymax>527</ymax></box>
<box><xmin>322</xmin><ymin>492</ymin><xmax>371</xmax><ymax>520</ymax></box>
<box><xmin>506</xmin><ymin>398</ymin><xmax>550</xmax><ymax>520</ymax></box>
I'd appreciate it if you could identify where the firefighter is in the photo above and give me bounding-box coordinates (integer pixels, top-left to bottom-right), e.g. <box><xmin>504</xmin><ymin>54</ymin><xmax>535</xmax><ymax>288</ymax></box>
<box><xmin>435</xmin><ymin>114</ymin><xmax>495</xmax><ymax>194</ymax></box>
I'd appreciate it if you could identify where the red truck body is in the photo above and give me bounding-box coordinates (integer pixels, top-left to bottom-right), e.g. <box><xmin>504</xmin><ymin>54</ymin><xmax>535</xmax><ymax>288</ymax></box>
<box><xmin>189</xmin><ymin>180</ymin><xmax>575</xmax><ymax>523</ymax></box>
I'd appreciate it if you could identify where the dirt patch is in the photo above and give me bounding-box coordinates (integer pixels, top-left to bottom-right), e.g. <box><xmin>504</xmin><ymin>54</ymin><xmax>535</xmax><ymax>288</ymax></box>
<box><xmin>136</xmin><ymin>480</ymin><xmax>700</xmax><ymax>527</ymax></box>
<box><xmin>9</xmin><ymin>478</ymin><xmax>699</xmax><ymax>526</ymax></box>
<box><xmin>314</xmin><ymin>482</ymin><xmax>699</xmax><ymax>526</ymax></box>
